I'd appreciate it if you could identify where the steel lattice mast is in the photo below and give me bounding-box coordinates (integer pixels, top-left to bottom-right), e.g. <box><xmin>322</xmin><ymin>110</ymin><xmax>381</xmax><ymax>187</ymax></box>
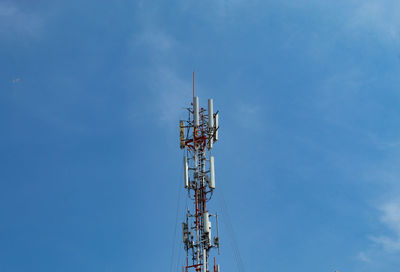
<box><xmin>179</xmin><ymin>73</ymin><xmax>220</xmax><ymax>272</ymax></box>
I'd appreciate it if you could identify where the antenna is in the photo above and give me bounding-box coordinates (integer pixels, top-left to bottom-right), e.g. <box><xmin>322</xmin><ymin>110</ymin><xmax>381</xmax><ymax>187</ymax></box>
<box><xmin>179</xmin><ymin>76</ymin><xmax>221</xmax><ymax>272</ymax></box>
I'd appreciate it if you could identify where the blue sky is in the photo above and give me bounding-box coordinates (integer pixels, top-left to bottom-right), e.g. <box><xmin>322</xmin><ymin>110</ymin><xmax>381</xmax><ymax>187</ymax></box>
<box><xmin>1</xmin><ymin>0</ymin><xmax>400</xmax><ymax>271</ymax></box>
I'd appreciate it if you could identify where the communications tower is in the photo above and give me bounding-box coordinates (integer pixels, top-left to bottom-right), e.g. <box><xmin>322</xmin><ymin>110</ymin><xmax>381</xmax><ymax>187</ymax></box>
<box><xmin>179</xmin><ymin>73</ymin><xmax>220</xmax><ymax>272</ymax></box>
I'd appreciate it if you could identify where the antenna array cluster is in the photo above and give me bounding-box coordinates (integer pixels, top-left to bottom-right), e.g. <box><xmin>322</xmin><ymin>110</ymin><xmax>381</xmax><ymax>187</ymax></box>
<box><xmin>179</xmin><ymin>92</ymin><xmax>220</xmax><ymax>272</ymax></box>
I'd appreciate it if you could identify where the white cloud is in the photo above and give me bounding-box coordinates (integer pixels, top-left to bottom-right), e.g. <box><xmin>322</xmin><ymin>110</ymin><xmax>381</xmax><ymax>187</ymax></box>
<box><xmin>134</xmin><ymin>30</ymin><xmax>177</xmax><ymax>52</ymax></box>
<box><xmin>357</xmin><ymin>251</ymin><xmax>371</xmax><ymax>263</ymax></box>
<box><xmin>347</xmin><ymin>0</ymin><xmax>400</xmax><ymax>42</ymax></box>
<box><xmin>273</xmin><ymin>1</ymin><xmax>400</xmax><ymax>45</ymax></box>
<box><xmin>235</xmin><ymin>104</ymin><xmax>264</xmax><ymax>130</ymax></box>
<box><xmin>0</xmin><ymin>2</ymin><xmax>44</xmax><ymax>39</ymax></box>
<box><xmin>151</xmin><ymin>68</ymin><xmax>193</xmax><ymax>125</ymax></box>
<box><xmin>175</xmin><ymin>0</ymin><xmax>262</xmax><ymax>25</ymax></box>
<box><xmin>370</xmin><ymin>200</ymin><xmax>400</xmax><ymax>252</ymax></box>
<box><xmin>130</xmin><ymin>24</ymin><xmax>192</xmax><ymax>127</ymax></box>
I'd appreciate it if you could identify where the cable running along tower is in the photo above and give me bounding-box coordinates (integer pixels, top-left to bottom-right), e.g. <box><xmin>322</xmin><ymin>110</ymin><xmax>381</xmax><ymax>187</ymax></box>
<box><xmin>179</xmin><ymin>73</ymin><xmax>220</xmax><ymax>272</ymax></box>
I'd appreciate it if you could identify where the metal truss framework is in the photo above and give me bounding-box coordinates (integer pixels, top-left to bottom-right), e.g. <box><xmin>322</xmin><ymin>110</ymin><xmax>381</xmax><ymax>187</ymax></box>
<box><xmin>180</xmin><ymin>77</ymin><xmax>220</xmax><ymax>272</ymax></box>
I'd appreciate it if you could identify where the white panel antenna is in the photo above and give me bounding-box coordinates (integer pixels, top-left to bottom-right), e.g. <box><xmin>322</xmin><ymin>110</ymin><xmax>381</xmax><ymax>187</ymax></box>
<box><xmin>193</xmin><ymin>96</ymin><xmax>199</xmax><ymax>127</ymax></box>
<box><xmin>209</xmin><ymin>156</ymin><xmax>215</xmax><ymax>189</ymax></box>
<box><xmin>203</xmin><ymin>212</ymin><xmax>210</xmax><ymax>233</ymax></box>
<box><xmin>184</xmin><ymin>156</ymin><xmax>189</xmax><ymax>188</ymax></box>
<box><xmin>208</xmin><ymin>99</ymin><xmax>214</xmax><ymax>128</ymax></box>
<box><xmin>214</xmin><ymin>112</ymin><xmax>219</xmax><ymax>141</ymax></box>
